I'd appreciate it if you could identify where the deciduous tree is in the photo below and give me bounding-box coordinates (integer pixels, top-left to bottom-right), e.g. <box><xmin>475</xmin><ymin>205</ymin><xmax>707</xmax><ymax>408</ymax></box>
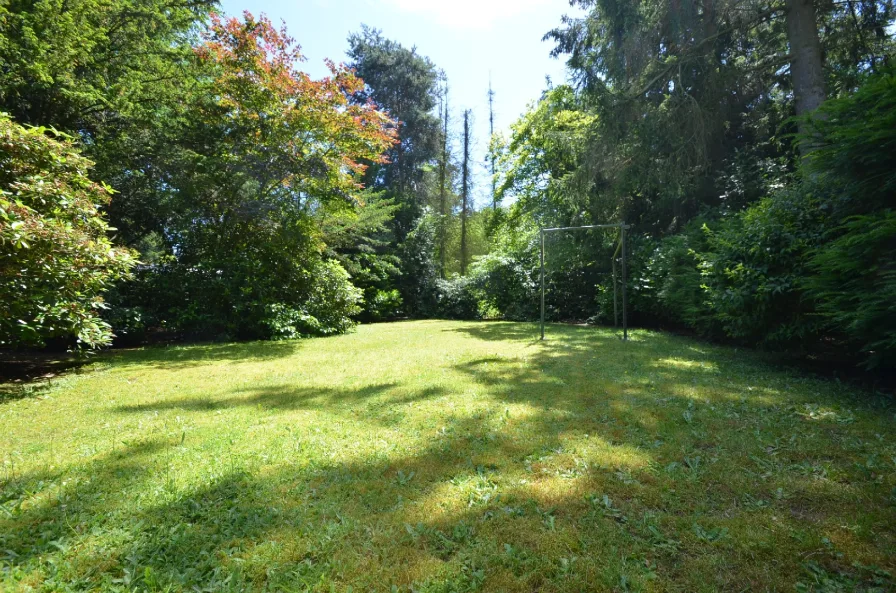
<box><xmin>0</xmin><ymin>114</ymin><xmax>136</xmax><ymax>348</ymax></box>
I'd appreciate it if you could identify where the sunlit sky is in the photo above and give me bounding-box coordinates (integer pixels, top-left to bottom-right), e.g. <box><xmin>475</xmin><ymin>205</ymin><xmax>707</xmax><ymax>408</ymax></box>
<box><xmin>217</xmin><ymin>0</ymin><xmax>584</xmax><ymax>207</ymax></box>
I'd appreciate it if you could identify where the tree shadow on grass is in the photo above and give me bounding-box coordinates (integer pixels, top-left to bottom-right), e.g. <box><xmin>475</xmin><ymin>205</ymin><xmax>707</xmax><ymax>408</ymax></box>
<box><xmin>446</xmin><ymin>320</ymin><xmax>629</xmax><ymax>348</ymax></box>
<box><xmin>104</xmin><ymin>340</ymin><xmax>305</xmax><ymax>371</ymax></box>
<box><xmin>114</xmin><ymin>382</ymin><xmax>446</xmax><ymax>416</ymax></box>
<box><xmin>1</xmin><ymin>444</ymin><xmax>288</xmax><ymax>590</ymax></box>
<box><xmin>0</xmin><ymin>352</ymin><xmax>92</xmax><ymax>403</ymax></box>
<box><xmin>0</xmin><ymin>439</ymin><xmax>173</xmax><ymax>567</ymax></box>
<box><xmin>7</xmin><ymin>397</ymin><xmax>890</xmax><ymax>591</ymax></box>
<box><xmin>434</xmin><ymin>322</ymin><xmax>896</xmax><ymax>590</ymax></box>
<box><xmin>2</xmin><ymin>322</ymin><xmax>894</xmax><ymax>591</ymax></box>
<box><xmin>1</xmin><ymin>412</ymin><xmax>546</xmax><ymax>591</ymax></box>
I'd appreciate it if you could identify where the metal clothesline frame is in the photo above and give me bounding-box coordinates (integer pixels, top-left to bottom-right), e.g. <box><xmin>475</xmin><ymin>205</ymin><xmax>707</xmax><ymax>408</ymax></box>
<box><xmin>540</xmin><ymin>222</ymin><xmax>630</xmax><ymax>341</ymax></box>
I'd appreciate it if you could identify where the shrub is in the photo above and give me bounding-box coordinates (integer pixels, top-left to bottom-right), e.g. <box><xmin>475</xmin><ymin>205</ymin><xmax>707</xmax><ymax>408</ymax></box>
<box><xmin>397</xmin><ymin>214</ymin><xmax>440</xmax><ymax>317</ymax></box>
<box><xmin>802</xmin><ymin>69</ymin><xmax>896</xmax><ymax>216</ymax></box>
<box><xmin>300</xmin><ymin>259</ymin><xmax>363</xmax><ymax>336</ymax></box>
<box><xmin>625</xmin><ymin>229</ymin><xmax>713</xmax><ymax>332</ymax></box>
<box><xmin>800</xmin><ymin>69</ymin><xmax>896</xmax><ymax>368</ymax></box>
<box><xmin>701</xmin><ymin>187</ymin><xmax>828</xmax><ymax>347</ymax></box>
<box><xmin>108</xmin><ymin>257</ymin><xmax>362</xmax><ymax>342</ymax></box>
<box><xmin>434</xmin><ymin>276</ymin><xmax>482</xmax><ymax>320</ymax></box>
<box><xmin>0</xmin><ymin>114</ymin><xmax>136</xmax><ymax>349</ymax></box>
<box><xmin>624</xmin><ymin>188</ymin><xmax>828</xmax><ymax>350</ymax></box>
<box><xmin>470</xmin><ymin>253</ymin><xmax>538</xmax><ymax>320</ymax></box>
<box><xmin>807</xmin><ymin>211</ymin><xmax>896</xmax><ymax>368</ymax></box>
<box><xmin>364</xmin><ymin>289</ymin><xmax>404</xmax><ymax>322</ymax></box>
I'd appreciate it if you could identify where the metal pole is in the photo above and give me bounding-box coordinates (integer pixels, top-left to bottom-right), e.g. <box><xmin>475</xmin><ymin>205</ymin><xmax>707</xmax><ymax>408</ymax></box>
<box><xmin>612</xmin><ymin>255</ymin><xmax>618</xmax><ymax>328</ymax></box>
<box><xmin>612</xmin><ymin>240</ymin><xmax>619</xmax><ymax>328</ymax></box>
<box><xmin>540</xmin><ymin>229</ymin><xmax>545</xmax><ymax>340</ymax></box>
<box><xmin>621</xmin><ymin>222</ymin><xmax>628</xmax><ymax>341</ymax></box>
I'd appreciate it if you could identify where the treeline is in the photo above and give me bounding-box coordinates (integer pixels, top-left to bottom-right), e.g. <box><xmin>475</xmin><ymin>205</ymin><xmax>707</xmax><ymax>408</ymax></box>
<box><xmin>0</xmin><ymin>2</ymin><xmax>485</xmax><ymax>348</ymax></box>
<box><xmin>458</xmin><ymin>0</ymin><xmax>895</xmax><ymax>370</ymax></box>
<box><xmin>3</xmin><ymin>0</ymin><xmax>894</xmax><ymax>372</ymax></box>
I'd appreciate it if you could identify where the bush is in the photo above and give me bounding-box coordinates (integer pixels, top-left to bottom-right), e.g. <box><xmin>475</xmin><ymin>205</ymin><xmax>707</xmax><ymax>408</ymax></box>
<box><xmin>470</xmin><ymin>253</ymin><xmax>538</xmax><ymax>320</ymax></box>
<box><xmin>434</xmin><ymin>276</ymin><xmax>482</xmax><ymax>320</ymax></box>
<box><xmin>0</xmin><ymin>113</ymin><xmax>136</xmax><ymax>349</ymax></box>
<box><xmin>629</xmin><ymin>71</ymin><xmax>896</xmax><ymax>367</ymax></box>
<box><xmin>701</xmin><ymin>187</ymin><xmax>827</xmax><ymax>347</ymax></box>
<box><xmin>397</xmin><ymin>214</ymin><xmax>440</xmax><ymax>317</ymax></box>
<box><xmin>800</xmin><ymin>69</ymin><xmax>896</xmax><ymax>368</ymax></box>
<box><xmin>624</xmin><ymin>229</ymin><xmax>713</xmax><ymax>332</ymax></box>
<box><xmin>625</xmin><ymin>187</ymin><xmax>829</xmax><ymax>350</ymax></box>
<box><xmin>807</xmin><ymin>211</ymin><xmax>896</xmax><ymax>368</ymax></box>
<box><xmin>299</xmin><ymin>259</ymin><xmax>363</xmax><ymax>336</ymax></box>
<box><xmin>364</xmin><ymin>289</ymin><xmax>404</xmax><ymax>322</ymax></box>
<box><xmin>802</xmin><ymin>69</ymin><xmax>896</xmax><ymax>216</ymax></box>
<box><xmin>108</xmin><ymin>257</ymin><xmax>362</xmax><ymax>342</ymax></box>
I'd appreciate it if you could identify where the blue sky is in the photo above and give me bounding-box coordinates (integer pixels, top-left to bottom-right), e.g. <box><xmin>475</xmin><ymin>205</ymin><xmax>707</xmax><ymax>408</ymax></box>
<box><xmin>217</xmin><ymin>0</ymin><xmax>583</xmax><ymax>207</ymax></box>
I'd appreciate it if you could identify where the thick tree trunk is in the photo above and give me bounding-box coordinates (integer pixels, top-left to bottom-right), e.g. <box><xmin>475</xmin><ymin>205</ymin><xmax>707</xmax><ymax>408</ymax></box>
<box><xmin>785</xmin><ymin>0</ymin><xmax>826</xmax><ymax>154</ymax></box>
<box><xmin>460</xmin><ymin>110</ymin><xmax>471</xmax><ymax>276</ymax></box>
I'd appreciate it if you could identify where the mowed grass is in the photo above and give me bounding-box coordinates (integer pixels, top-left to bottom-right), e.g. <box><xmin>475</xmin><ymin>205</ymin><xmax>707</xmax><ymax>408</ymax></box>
<box><xmin>1</xmin><ymin>321</ymin><xmax>895</xmax><ymax>592</ymax></box>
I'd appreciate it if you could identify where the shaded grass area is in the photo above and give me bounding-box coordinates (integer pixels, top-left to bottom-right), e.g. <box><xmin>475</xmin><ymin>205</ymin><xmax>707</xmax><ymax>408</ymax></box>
<box><xmin>1</xmin><ymin>320</ymin><xmax>894</xmax><ymax>592</ymax></box>
<box><xmin>0</xmin><ymin>352</ymin><xmax>89</xmax><ymax>402</ymax></box>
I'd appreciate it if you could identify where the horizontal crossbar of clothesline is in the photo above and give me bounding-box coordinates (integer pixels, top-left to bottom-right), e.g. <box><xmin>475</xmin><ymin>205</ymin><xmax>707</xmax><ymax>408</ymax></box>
<box><xmin>542</xmin><ymin>223</ymin><xmax>630</xmax><ymax>232</ymax></box>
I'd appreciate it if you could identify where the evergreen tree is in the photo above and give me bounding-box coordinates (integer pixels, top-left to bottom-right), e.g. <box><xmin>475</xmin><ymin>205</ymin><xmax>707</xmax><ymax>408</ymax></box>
<box><xmin>346</xmin><ymin>25</ymin><xmax>442</xmax><ymax>240</ymax></box>
<box><xmin>545</xmin><ymin>0</ymin><xmax>895</xmax><ymax>230</ymax></box>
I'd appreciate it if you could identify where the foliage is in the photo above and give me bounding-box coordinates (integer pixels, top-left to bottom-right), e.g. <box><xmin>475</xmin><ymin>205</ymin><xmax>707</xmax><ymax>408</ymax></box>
<box><xmin>0</xmin><ymin>0</ymin><xmax>213</xmax><ymax>131</ymax></box>
<box><xmin>107</xmin><ymin>13</ymin><xmax>395</xmax><ymax>340</ymax></box>
<box><xmin>489</xmin><ymin>28</ymin><xmax>896</xmax><ymax>368</ymax></box>
<box><xmin>112</xmin><ymin>237</ymin><xmax>364</xmax><ymax>342</ymax></box>
<box><xmin>346</xmin><ymin>27</ymin><xmax>445</xmax><ymax>312</ymax></box>
<box><xmin>397</xmin><ymin>214</ymin><xmax>441</xmax><ymax>317</ymax></box>
<box><xmin>440</xmin><ymin>209</ymin><xmax>491</xmax><ymax>279</ymax></box>
<box><xmin>800</xmin><ymin>70</ymin><xmax>896</xmax><ymax>367</ymax></box>
<box><xmin>194</xmin><ymin>13</ymin><xmax>395</xmax><ymax>206</ymax></box>
<box><xmin>545</xmin><ymin>0</ymin><xmax>894</xmax><ymax>231</ymax></box>
<box><xmin>347</xmin><ymin>25</ymin><xmax>441</xmax><ymax>240</ymax></box>
<box><xmin>700</xmin><ymin>188</ymin><xmax>828</xmax><ymax>347</ymax></box>
<box><xmin>621</xmin><ymin>229</ymin><xmax>711</xmax><ymax>332</ymax></box>
<box><xmin>434</xmin><ymin>277</ymin><xmax>482</xmax><ymax>320</ymax></box>
<box><xmin>300</xmin><ymin>260</ymin><xmax>364</xmax><ymax>336</ymax></box>
<box><xmin>0</xmin><ymin>0</ymin><xmax>216</xmax><ymax>249</ymax></box>
<box><xmin>494</xmin><ymin>86</ymin><xmax>599</xmax><ymax>225</ymax></box>
<box><xmin>807</xmin><ymin>211</ymin><xmax>896</xmax><ymax>368</ymax></box>
<box><xmin>364</xmin><ymin>289</ymin><xmax>404</xmax><ymax>322</ymax></box>
<box><xmin>321</xmin><ymin>191</ymin><xmax>403</xmax><ymax>321</ymax></box>
<box><xmin>0</xmin><ymin>114</ymin><xmax>136</xmax><ymax>349</ymax></box>
<box><xmin>802</xmin><ymin>68</ymin><xmax>896</xmax><ymax>215</ymax></box>
<box><xmin>469</xmin><ymin>253</ymin><xmax>538</xmax><ymax>321</ymax></box>
<box><xmin>261</xmin><ymin>261</ymin><xmax>362</xmax><ymax>339</ymax></box>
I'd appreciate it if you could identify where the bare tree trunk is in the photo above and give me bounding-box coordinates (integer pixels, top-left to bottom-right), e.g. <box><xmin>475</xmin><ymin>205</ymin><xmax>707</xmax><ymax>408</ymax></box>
<box><xmin>438</xmin><ymin>76</ymin><xmax>450</xmax><ymax>278</ymax></box>
<box><xmin>488</xmin><ymin>77</ymin><xmax>497</xmax><ymax>211</ymax></box>
<box><xmin>785</xmin><ymin>0</ymin><xmax>826</xmax><ymax>155</ymax></box>
<box><xmin>460</xmin><ymin>109</ymin><xmax>471</xmax><ymax>276</ymax></box>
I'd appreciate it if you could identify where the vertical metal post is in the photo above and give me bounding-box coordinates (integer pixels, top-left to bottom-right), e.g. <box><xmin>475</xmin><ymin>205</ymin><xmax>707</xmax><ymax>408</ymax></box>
<box><xmin>612</xmin><ymin>247</ymin><xmax>619</xmax><ymax>328</ymax></box>
<box><xmin>540</xmin><ymin>229</ymin><xmax>545</xmax><ymax>340</ymax></box>
<box><xmin>621</xmin><ymin>223</ymin><xmax>628</xmax><ymax>341</ymax></box>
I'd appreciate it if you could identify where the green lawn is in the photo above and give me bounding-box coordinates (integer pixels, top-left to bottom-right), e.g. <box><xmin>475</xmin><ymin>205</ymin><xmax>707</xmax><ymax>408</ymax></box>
<box><xmin>1</xmin><ymin>321</ymin><xmax>894</xmax><ymax>592</ymax></box>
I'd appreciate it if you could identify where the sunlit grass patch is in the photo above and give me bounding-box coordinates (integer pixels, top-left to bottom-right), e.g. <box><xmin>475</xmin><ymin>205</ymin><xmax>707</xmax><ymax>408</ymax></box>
<box><xmin>1</xmin><ymin>320</ymin><xmax>894</xmax><ymax>592</ymax></box>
